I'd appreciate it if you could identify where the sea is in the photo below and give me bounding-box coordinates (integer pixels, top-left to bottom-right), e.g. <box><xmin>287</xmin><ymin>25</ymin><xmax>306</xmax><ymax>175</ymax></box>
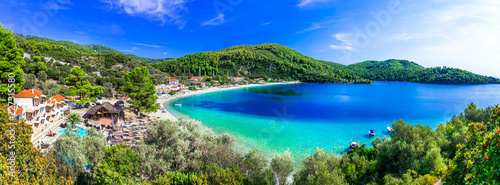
<box><xmin>165</xmin><ymin>81</ymin><xmax>500</xmax><ymax>164</ymax></box>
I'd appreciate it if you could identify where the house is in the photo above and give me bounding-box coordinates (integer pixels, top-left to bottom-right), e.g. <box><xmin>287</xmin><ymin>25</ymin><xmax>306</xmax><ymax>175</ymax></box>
<box><xmin>178</xmin><ymin>84</ymin><xmax>185</xmax><ymax>90</ymax></box>
<box><xmin>45</xmin><ymin>95</ymin><xmax>67</xmax><ymax>119</ymax></box>
<box><xmin>212</xmin><ymin>80</ymin><xmax>219</xmax><ymax>85</ymax></box>
<box><xmin>8</xmin><ymin>106</ymin><xmax>25</xmax><ymax>122</ymax></box>
<box><xmin>171</xmin><ymin>86</ymin><xmax>179</xmax><ymax>91</ymax></box>
<box><xmin>231</xmin><ymin>77</ymin><xmax>244</xmax><ymax>82</ymax></box>
<box><xmin>168</xmin><ymin>79</ymin><xmax>179</xmax><ymax>85</ymax></box>
<box><xmin>13</xmin><ymin>89</ymin><xmax>46</xmax><ymax>121</ymax></box>
<box><xmin>189</xmin><ymin>78</ymin><xmax>198</xmax><ymax>84</ymax></box>
<box><xmin>84</xmin><ymin>102</ymin><xmax>123</xmax><ymax>126</ymax></box>
<box><xmin>199</xmin><ymin>82</ymin><xmax>205</xmax><ymax>87</ymax></box>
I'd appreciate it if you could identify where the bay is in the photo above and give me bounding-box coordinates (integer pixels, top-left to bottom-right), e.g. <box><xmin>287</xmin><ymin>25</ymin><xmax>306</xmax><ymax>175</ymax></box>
<box><xmin>166</xmin><ymin>81</ymin><xmax>500</xmax><ymax>163</ymax></box>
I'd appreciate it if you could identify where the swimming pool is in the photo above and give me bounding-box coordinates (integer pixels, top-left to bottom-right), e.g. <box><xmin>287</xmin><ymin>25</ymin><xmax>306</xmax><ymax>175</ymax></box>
<box><xmin>57</xmin><ymin>126</ymin><xmax>86</xmax><ymax>137</ymax></box>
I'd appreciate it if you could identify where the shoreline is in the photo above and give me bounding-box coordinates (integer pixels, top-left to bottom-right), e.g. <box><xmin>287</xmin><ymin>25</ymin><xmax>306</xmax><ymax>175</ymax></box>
<box><xmin>148</xmin><ymin>82</ymin><xmax>299</xmax><ymax>121</ymax></box>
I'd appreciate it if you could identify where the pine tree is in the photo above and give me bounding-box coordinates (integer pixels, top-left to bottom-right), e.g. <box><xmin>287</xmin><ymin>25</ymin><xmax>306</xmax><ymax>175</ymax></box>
<box><xmin>0</xmin><ymin>25</ymin><xmax>25</xmax><ymax>102</ymax></box>
<box><xmin>122</xmin><ymin>67</ymin><xmax>159</xmax><ymax>117</ymax></box>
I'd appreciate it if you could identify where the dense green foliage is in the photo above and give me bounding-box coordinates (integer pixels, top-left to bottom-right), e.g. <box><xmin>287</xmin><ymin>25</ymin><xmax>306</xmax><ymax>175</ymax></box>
<box><xmin>0</xmin><ymin>25</ymin><xmax>25</xmax><ymax>102</ymax></box>
<box><xmin>330</xmin><ymin>59</ymin><xmax>500</xmax><ymax>84</ymax></box>
<box><xmin>442</xmin><ymin>105</ymin><xmax>500</xmax><ymax>184</ymax></box>
<box><xmin>152</xmin><ymin>44</ymin><xmax>372</xmax><ymax>84</ymax></box>
<box><xmin>121</xmin><ymin>67</ymin><xmax>159</xmax><ymax>116</ymax></box>
<box><xmin>0</xmin><ymin>104</ymin><xmax>73</xmax><ymax>184</ymax></box>
<box><xmin>16</xmin><ymin>35</ymin><xmax>120</xmax><ymax>55</ymax></box>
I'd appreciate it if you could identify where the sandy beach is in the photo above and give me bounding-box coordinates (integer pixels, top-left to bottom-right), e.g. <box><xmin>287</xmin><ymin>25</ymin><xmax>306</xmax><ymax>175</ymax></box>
<box><xmin>148</xmin><ymin>82</ymin><xmax>298</xmax><ymax>121</ymax></box>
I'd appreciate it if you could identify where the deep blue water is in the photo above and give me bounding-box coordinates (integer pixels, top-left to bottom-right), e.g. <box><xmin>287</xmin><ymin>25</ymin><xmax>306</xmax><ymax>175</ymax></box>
<box><xmin>166</xmin><ymin>81</ymin><xmax>500</xmax><ymax>162</ymax></box>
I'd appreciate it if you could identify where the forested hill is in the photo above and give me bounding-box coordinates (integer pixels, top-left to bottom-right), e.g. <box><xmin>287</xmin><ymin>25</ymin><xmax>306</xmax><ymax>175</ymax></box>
<box><xmin>321</xmin><ymin>59</ymin><xmax>500</xmax><ymax>85</ymax></box>
<box><xmin>151</xmin><ymin>44</ymin><xmax>373</xmax><ymax>83</ymax></box>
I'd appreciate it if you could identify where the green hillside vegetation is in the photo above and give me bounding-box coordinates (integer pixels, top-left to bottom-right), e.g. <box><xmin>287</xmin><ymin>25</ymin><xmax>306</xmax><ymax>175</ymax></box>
<box><xmin>15</xmin><ymin>35</ymin><xmax>120</xmax><ymax>55</ymax></box>
<box><xmin>323</xmin><ymin>59</ymin><xmax>500</xmax><ymax>85</ymax></box>
<box><xmin>152</xmin><ymin>44</ymin><xmax>373</xmax><ymax>84</ymax></box>
<box><xmin>13</xmin><ymin>34</ymin><xmax>165</xmax><ymax>92</ymax></box>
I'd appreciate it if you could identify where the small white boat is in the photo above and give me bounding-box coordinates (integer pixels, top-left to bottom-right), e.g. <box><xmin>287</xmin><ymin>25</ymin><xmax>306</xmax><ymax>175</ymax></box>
<box><xmin>387</xmin><ymin>125</ymin><xmax>394</xmax><ymax>132</ymax></box>
<box><xmin>174</xmin><ymin>104</ymin><xmax>182</xmax><ymax>107</ymax></box>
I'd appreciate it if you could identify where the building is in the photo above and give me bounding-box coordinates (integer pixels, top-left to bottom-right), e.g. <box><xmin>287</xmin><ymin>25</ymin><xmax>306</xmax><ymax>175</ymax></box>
<box><xmin>189</xmin><ymin>78</ymin><xmax>198</xmax><ymax>84</ymax></box>
<box><xmin>8</xmin><ymin>106</ymin><xmax>25</xmax><ymax>122</ymax></box>
<box><xmin>13</xmin><ymin>89</ymin><xmax>46</xmax><ymax>121</ymax></box>
<box><xmin>168</xmin><ymin>79</ymin><xmax>179</xmax><ymax>85</ymax></box>
<box><xmin>45</xmin><ymin>95</ymin><xmax>67</xmax><ymax>121</ymax></box>
<box><xmin>231</xmin><ymin>77</ymin><xmax>244</xmax><ymax>82</ymax></box>
<box><xmin>199</xmin><ymin>82</ymin><xmax>205</xmax><ymax>87</ymax></box>
<box><xmin>84</xmin><ymin>102</ymin><xmax>123</xmax><ymax>124</ymax></box>
<box><xmin>171</xmin><ymin>86</ymin><xmax>179</xmax><ymax>91</ymax></box>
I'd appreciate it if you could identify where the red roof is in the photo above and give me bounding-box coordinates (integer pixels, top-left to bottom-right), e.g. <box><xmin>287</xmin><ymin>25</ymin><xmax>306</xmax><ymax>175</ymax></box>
<box><xmin>51</xmin><ymin>95</ymin><xmax>65</xmax><ymax>102</ymax></box>
<box><xmin>8</xmin><ymin>107</ymin><xmax>23</xmax><ymax>114</ymax></box>
<box><xmin>167</xmin><ymin>79</ymin><xmax>178</xmax><ymax>81</ymax></box>
<box><xmin>123</xmin><ymin>96</ymin><xmax>129</xmax><ymax>100</ymax></box>
<box><xmin>171</xmin><ymin>86</ymin><xmax>178</xmax><ymax>88</ymax></box>
<box><xmin>13</xmin><ymin>89</ymin><xmax>43</xmax><ymax>98</ymax></box>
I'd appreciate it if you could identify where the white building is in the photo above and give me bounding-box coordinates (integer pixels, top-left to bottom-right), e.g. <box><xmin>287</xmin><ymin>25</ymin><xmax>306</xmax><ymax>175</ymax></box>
<box><xmin>168</xmin><ymin>79</ymin><xmax>179</xmax><ymax>85</ymax></box>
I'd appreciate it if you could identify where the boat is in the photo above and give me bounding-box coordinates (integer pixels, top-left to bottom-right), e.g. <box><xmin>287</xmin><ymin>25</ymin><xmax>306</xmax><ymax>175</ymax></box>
<box><xmin>369</xmin><ymin>130</ymin><xmax>375</xmax><ymax>136</ymax></box>
<box><xmin>387</xmin><ymin>125</ymin><xmax>394</xmax><ymax>132</ymax></box>
<box><xmin>174</xmin><ymin>104</ymin><xmax>182</xmax><ymax>107</ymax></box>
<box><xmin>349</xmin><ymin>141</ymin><xmax>359</xmax><ymax>150</ymax></box>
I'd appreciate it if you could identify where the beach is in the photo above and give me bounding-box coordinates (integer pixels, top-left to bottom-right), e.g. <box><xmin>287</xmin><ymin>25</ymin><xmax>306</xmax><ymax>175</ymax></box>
<box><xmin>148</xmin><ymin>82</ymin><xmax>298</xmax><ymax>121</ymax></box>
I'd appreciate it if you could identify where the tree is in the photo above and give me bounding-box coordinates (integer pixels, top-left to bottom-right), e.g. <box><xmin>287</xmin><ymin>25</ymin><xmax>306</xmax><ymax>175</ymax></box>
<box><xmin>65</xmin><ymin>67</ymin><xmax>102</xmax><ymax>103</ymax></box>
<box><xmin>122</xmin><ymin>67</ymin><xmax>159</xmax><ymax>117</ymax></box>
<box><xmin>0</xmin><ymin>25</ymin><xmax>25</xmax><ymax>102</ymax></box>
<box><xmin>101</xmin><ymin>82</ymin><xmax>114</xmax><ymax>97</ymax></box>
<box><xmin>66</xmin><ymin>113</ymin><xmax>81</xmax><ymax>127</ymax></box>
<box><xmin>293</xmin><ymin>148</ymin><xmax>347</xmax><ymax>185</ymax></box>
<box><xmin>168</xmin><ymin>90</ymin><xmax>176</xmax><ymax>96</ymax></box>
<box><xmin>271</xmin><ymin>150</ymin><xmax>294</xmax><ymax>185</ymax></box>
<box><xmin>37</xmin><ymin>71</ymin><xmax>47</xmax><ymax>82</ymax></box>
<box><xmin>49</xmin><ymin>128</ymin><xmax>107</xmax><ymax>182</ymax></box>
<box><xmin>23</xmin><ymin>73</ymin><xmax>36</xmax><ymax>90</ymax></box>
<box><xmin>92</xmin><ymin>145</ymin><xmax>141</xmax><ymax>184</ymax></box>
<box><xmin>0</xmin><ymin>104</ymin><xmax>72</xmax><ymax>184</ymax></box>
<box><xmin>263</xmin><ymin>76</ymin><xmax>269</xmax><ymax>82</ymax></box>
<box><xmin>442</xmin><ymin>105</ymin><xmax>500</xmax><ymax>184</ymax></box>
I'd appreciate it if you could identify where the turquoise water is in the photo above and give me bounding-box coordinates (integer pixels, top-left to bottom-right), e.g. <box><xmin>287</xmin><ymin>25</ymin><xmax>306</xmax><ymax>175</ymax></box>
<box><xmin>166</xmin><ymin>82</ymin><xmax>500</xmax><ymax>162</ymax></box>
<box><xmin>58</xmin><ymin>126</ymin><xmax>86</xmax><ymax>137</ymax></box>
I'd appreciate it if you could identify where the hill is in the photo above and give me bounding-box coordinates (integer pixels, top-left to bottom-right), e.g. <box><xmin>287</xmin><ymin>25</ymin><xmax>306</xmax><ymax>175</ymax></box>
<box><xmin>13</xmin><ymin>34</ymin><xmax>167</xmax><ymax>91</ymax></box>
<box><xmin>324</xmin><ymin>59</ymin><xmax>500</xmax><ymax>85</ymax></box>
<box><xmin>152</xmin><ymin>44</ymin><xmax>372</xmax><ymax>83</ymax></box>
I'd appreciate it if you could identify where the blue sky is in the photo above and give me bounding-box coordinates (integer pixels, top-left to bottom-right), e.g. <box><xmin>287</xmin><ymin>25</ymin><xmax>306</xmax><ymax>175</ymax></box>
<box><xmin>1</xmin><ymin>0</ymin><xmax>499</xmax><ymax>77</ymax></box>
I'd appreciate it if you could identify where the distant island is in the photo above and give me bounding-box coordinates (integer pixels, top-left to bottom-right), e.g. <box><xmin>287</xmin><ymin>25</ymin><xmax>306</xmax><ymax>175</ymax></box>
<box><xmin>14</xmin><ymin>34</ymin><xmax>499</xmax><ymax>85</ymax></box>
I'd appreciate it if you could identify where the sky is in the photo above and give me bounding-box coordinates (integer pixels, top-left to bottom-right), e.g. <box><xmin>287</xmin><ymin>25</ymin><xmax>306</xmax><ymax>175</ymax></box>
<box><xmin>1</xmin><ymin>0</ymin><xmax>499</xmax><ymax>77</ymax></box>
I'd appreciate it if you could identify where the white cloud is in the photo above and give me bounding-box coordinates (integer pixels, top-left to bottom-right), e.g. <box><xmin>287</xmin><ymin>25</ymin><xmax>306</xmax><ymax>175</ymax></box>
<box><xmin>262</xmin><ymin>22</ymin><xmax>271</xmax><ymax>26</ymax></box>
<box><xmin>102</xmin><ymin>0</ymin><xmax>190</xmax><ymax>29</ymax></box>
<box><xmin>297</xmin><ymin>19</ymin><xmax>345</xmax><ymax>34</ymax></box>
<box><xmin>329</xmin><ymin>45</ymin><xmax>353</xmax><ymax>51</ymax></box>
<box><xmin>163</xmin><ymin>52</ymin><xmax>167</xmax><ymax>55</ymax></box>
<box><xmin>133</xmin><ymin>42</ymin><xmax>163</xmax><ymax>48</ymax></box>
<box><xmin>200</xmin><ymin>14</ymin><xmax>225</xmax><ymax>26</ymax></box>
<box><xmin>44</xmin><ymin>2</ymin><xmax>70</xmax><ymax>10</ymax></box>
<box><xmin>335</xmin><ymin>0</ymin><xmax>500</xmax><ymax>77</ymax></box>
<box><xmin>332</xmin><ymin>33</ymin><xmax>353</xmax><ymax>46</ymax></box>
<box><xmin>297</xmin><ymin>0</ymin><xmax>331</xmax><ymax>8</ymax></box>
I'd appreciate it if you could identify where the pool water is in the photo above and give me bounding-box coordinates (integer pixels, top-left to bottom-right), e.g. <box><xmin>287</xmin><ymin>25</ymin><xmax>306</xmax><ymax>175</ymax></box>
<box><xmin>58</xmin><ymin>126</ymin><xmax>86</xmax><ymax>137</ymax></box>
